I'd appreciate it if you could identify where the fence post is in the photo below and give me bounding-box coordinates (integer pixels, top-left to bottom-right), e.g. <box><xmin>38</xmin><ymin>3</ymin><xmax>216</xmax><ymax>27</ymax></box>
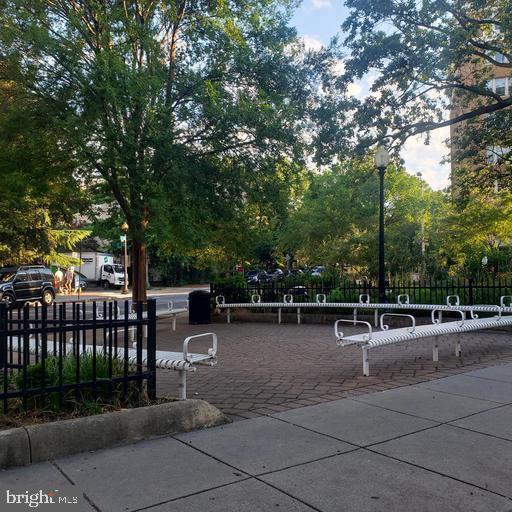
<box><xmin>0</xmin><ymin>304</ymin><xmax>6</xmax><ymax>371</ymax></box>
<box><xmin>469</xmin><ymin>277</ymin><xmax>474</xmax><ymax>305</ymax></box>
<box><xmin>146</xmin><ymin>298</ymin><xmax>157</xmax><ymax>400</ymax></box>
<box><xmin>0</xmin><ymin>303</ymin><xmax>6</xmax><ymax>414</ymax></box>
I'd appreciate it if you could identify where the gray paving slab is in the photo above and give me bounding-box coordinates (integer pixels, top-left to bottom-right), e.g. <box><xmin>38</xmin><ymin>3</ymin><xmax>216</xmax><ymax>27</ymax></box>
<box><xmin>372</xmin><ymin>424</ymin><xmax>512</xmax><ymax>498</ymax></box>
<box><xmin>55</xmin><ymin>436</ymin><xmax>245</xmax><ymax>512</ymax></box>
<box><xmin>451</xmin><ymin>405</ymin><xmax>512</xmax><ymax>441</ymax></box>
<box><xmin>0</xmin><ymin>462</ymin><xmax>94</xmax><ymax>511</ymax></box>
<box><xmin>419</xmin><ymin>374</ymin><xmax>512</xmax><ymax>403</ymax></box>
<box><xmin>463</xmin><ymin>364</ymin><xmax>512</xmax><ymax>383</ymax></box>
<box><xmin>352</xmin><ymin>385</ymin><xmax>498</xmax><ymax>422</ymax></box>
<box><xmin>273</xmin><ymin>398</ymin><xmax>436</xmax><ymax>445</ymax></box>
<box><xmin>262</xmin><ymin>449</ymin><xmax>512</xmax><ymax>512</ymax></box>
<box><xmin>145</xmin><ymin>479</ymin><xmax>315</xmax><ymax>512</ymax></box>
<box><xmin>175</xmin><ymin>416</ymin><xmax>353</xmax><ymax>475</ymax></box>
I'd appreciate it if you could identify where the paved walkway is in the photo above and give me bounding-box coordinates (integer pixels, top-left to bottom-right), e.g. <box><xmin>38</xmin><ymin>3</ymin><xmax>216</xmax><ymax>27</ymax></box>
<box><xmin>2</xmin><ymin>363</ymin><xmax>512</xmax><ymax>511</ymax></box>
<box><xmin>156</xmin><ymin>315</ymin><xmax>512</xmax><ymax>419</ymax></box>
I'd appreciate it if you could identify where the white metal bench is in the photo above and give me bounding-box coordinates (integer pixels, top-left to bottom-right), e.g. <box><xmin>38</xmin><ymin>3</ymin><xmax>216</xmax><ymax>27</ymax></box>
<box><xmin>167</xmin><ymin>300</ymin><xmax>188</xmax><ymax>331</ymax></box>
<box><xmin>335</xmin><ymin>308</ymin><xmax>511</xmax><ymax>376</ymax></box>
<box><xmin>17</xmin><ymin>333</ymin><xmax>218</xmax><ymax>400</ymax></box>
<box><xmin>215</xmin><ymin>293</ymin><xmax>505</xmax><ymax>326</ymax></box>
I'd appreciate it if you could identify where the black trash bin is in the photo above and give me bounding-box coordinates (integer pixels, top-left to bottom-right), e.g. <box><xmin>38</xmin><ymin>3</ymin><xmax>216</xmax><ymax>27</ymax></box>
<box><xmin>188</xmin><ymin>290</ymin><xmax>211</xmax><ymax>324</ymax></box>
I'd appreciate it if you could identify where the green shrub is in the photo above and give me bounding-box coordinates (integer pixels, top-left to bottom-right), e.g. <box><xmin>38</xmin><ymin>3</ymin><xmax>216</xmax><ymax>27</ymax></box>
<box><xmin>12</xmin><ymin>352</ymin><xmax>141</xmax><ymax>413</ymax></box>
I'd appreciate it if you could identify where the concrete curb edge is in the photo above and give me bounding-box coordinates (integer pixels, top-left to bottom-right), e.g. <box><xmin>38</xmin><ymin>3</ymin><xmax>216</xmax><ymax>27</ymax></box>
<box><xmin>1</xmin><ymin>400</ymin><xmax>228</xmax><ymax>469</ymax></box>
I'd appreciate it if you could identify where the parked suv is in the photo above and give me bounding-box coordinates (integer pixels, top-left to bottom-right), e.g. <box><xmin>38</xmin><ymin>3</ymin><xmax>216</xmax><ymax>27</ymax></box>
<box><xmin>0</xmin><ymin>266</ymin><xmax>56</xmax><ymax>307</ymax></box>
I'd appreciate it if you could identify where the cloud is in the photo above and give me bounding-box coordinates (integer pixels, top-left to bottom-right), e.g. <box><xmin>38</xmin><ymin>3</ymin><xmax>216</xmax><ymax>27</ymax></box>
<box><xmin>401</xmin><ymin>127</ymin><xmax>450</xmax><ymax>190</ymax></box>
<box><xmin>311</xmin><ymin>0</ymin><xmax>332</xmax><ymax>7</ymax></box>
<box><xmin>300</xmin><ymin>35</ymin><xmax>324</xmax><ymax>51</ymax></box>
<box><xmin>330</xmin><ymin>59</ymin><xmax>345</xmax><ymax>76</ymax></box>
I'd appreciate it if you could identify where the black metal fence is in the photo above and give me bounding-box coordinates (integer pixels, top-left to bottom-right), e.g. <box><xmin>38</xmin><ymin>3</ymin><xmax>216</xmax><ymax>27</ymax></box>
<box><xmin>211</xmin><ymin>278</ymin><xmax>512</xmax><ymax>306</ymax></box>
<box><xmin>0</xmin><ymin>299</ymin><xmax>157</xmax><ymax>414</ymax></box>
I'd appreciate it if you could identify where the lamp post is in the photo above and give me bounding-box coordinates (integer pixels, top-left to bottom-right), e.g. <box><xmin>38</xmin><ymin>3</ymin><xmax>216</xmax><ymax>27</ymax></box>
<box><xmin>374</xmin><ymin>146</ymin><xmax>391</xmax><ymax>303</ymax></box>
<box><xmin>416</xmin><ymin>172</ymin><xmax>426</xmax><ymax>278</ymax></box>
<box><xmin>120</xmin><ymin>222</ymin><xmax>129</xmax><ymax>295</ymax></box>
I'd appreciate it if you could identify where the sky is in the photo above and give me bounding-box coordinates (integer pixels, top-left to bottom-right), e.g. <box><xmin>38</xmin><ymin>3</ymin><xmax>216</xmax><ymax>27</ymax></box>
<box><xmin>291</xmin><ymin>0</ymin><xmax>451</xmax><ymax>191</ymax></box>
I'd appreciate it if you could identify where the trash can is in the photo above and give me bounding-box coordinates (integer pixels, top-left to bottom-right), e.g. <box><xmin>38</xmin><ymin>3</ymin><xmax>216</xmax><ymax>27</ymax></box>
<box><xmin>188</xmin><ymin>290</ymin><xmax>211</xmax><ymax>324</ymax></box>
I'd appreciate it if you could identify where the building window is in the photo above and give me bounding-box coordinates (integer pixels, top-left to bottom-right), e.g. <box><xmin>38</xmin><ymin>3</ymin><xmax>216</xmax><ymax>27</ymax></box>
<box><xmin>495</xmin><ymin>52</ymin><xmax>508</xmax><ymax>64</ymax></box>
<box><xmin>486</xmin><ymin>77</ymin><xmax>509</xmax><ymax>97</ymax></box>
<box><xmin>486</xmin><ymin>146</ymin><xmax>511</xmax><ymax>164</ymax></box>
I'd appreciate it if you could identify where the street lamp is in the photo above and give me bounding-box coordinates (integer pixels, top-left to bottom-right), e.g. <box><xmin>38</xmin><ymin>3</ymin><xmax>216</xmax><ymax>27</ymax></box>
<box><xmin>374</xmin><ymin>146</ymin><xmax>391</xmax><ymax>303</ymax></box>
<box><xmin>120</xmin><ymin>222</ymin><xmax>129</xmax><ymax>295</ymax></box>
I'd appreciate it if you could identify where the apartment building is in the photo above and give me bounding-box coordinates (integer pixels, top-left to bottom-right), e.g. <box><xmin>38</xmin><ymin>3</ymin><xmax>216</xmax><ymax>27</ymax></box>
<box><xmin>450</xmin><ymin>50</ymin><xmax>511</xmax><ymax>192</ymax></box>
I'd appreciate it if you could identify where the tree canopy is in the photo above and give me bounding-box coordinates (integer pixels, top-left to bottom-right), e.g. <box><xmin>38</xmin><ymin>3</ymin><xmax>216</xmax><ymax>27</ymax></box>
<box><xmin>278</xmin><ymin>157</ymin><xmax>446</xmax><ymax>279</ymax></box>
<box><xmin>340</xmin><ymin>0</ymin><xmax>512</xmax><ymax>151</ymax></box>
<box><xmin>1</xmin><ymin>0</ymin><xmax>335</xmax><ymax>298</ymax></box>
<box><xmin>0</xmin><ymin>59</ymin><xmax>88</xmax><ymax>267</ymax></box>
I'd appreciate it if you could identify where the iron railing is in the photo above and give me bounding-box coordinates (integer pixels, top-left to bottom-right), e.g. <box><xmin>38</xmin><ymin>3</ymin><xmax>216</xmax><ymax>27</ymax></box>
<box><xmin>0</xmin><ymin>299</ymin><xmax>157</xmax><ymax>414</ymax></box>
<box><xmin>211</xmin><ymin>278</ymin><xmax>512</xmax><ymax>306</ymax></box>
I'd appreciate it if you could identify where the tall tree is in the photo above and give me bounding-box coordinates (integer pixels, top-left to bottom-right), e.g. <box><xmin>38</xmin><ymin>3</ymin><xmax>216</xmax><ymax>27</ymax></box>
<box><xmin>339</xmin><ymin>0</ymin><xmax>512</xmax><ymax>153</ymax></box>
<box><xmin>278</xmin><ymin>157</ymin><xmax>444</xmax><ymax>279</ymax></box>
<box><xmin>0</xmin><ymin>58</ymin><xmax>87</xmax><ymax>266</ymax></box>
<box><xmin>1</xmin><ymin>0</ymin><xmax>329</xmax><ymax>301</ymax></box>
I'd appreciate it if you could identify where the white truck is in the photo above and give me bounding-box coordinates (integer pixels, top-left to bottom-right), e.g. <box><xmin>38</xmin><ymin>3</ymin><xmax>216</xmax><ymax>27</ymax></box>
<box><xmin>68</xmin><ymin>252</ymin><xmax>127</xmax><ymax>289</ymax></box>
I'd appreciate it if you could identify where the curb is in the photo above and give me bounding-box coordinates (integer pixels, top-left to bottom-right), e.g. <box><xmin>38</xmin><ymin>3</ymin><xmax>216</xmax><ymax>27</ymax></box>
<box><xmin>1</xmin><ymin>400</ymin><xmax>228</xmax><ymax>469</ymax></box>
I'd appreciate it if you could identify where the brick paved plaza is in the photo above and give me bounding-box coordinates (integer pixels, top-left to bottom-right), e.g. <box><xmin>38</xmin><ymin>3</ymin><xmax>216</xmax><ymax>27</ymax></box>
<box><xmin>155</xmin><ymin>312</ymin><xmax>512</xmax><ymax>419</ymax></box>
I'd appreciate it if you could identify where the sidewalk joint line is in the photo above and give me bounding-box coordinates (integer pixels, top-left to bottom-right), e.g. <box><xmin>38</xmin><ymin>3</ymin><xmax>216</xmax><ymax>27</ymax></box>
<box><xmin>363</xmin><ymin>447</ymin><xmax>512</xmax><ymax>501</ymax></box>
<box><xmin>130</xmin><ymin>478</ymin><xmax>253</xmax><ymax>512</ymax></box>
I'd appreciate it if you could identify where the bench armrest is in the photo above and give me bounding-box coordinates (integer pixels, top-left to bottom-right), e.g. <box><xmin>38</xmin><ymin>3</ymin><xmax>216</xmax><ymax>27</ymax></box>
<box><xmin>215</xmin><ymin>295</ymin><xmax>225</xmax><ymax>306</ymax></box>
<box><xmin>446</xmin><ymin>295</ymin><xmax>460</xmax><ymax>307</ymax></box>
<box><xmin>168</xmin><ymin>300</ymin><xmax>188</xmax><ymax>312</ymax></box>
<box><xmin>335</xmin><ymin>319</ymin><xmax>372</xmax><ymax>346</ymax></box>
<box><xmin>397</xmin><ymin>294</ymin><xmax>409</xmax><ymax>305</ymax></box>
<box><xmin>251</xmin><ymin>294</ymin><xmax>261</xmax><ymax>304</ymax></box>
<box><xmin>183</xmin><ymin>333</ymin><xmax>218</xmax><ymax>362</ymax></box>
<box><xmin>358</xmin><ymin>294</ymin><xmax>370</xmax><ymax>304</ymax></box>
<box><xmin>432</xmin><ymin>308</ymin><xmax>465</xmax><ymax>326</ymax></box>
<box><xmin>380</xmin><ymin>313</ymin><xmax>415</xmax><ymax>332</ymax></box>
<box><xmin>500</xmin><ymin>296</ymin><xmax>512</xmax><ymax>308</ymax></box>
<box><xmin>316</xmin><ymin>294</ymin><xmax>326</xmax><ymax>304</ymax></box>
<box><xmin>283</xmin><ymin>294</ymin><xmax>293</xmax><ymax>304</ymax></box>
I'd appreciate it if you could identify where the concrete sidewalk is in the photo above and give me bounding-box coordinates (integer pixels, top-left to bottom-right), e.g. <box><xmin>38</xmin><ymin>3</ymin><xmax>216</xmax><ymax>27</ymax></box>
<box><xmin>2</xmin><ymin>364</ymin><xmax>512</xmax><ymax>511</ymax></box>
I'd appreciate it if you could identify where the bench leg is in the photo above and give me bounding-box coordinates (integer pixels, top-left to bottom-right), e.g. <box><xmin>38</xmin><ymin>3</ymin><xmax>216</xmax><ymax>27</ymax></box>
<box><xmin>454</xmin><ymin>336</ymin><xmax>462</xmax><ymax>357</ymax></box>
<box><xmin>362</xmin><ymin>346</ymin><xmax>370</xmax><ymax>376</ymax></box>
<box><xmin>297</xmin><ymin>308</ymin><xmax>301</xmax><ymax>325</ymax></box>
<box><xmin>278</xmin><ymin>308</ymin><xmax>282</xmax><ymax>324</ymax></box>
<box><xmin>432</xmin><ymin>337</ymin><xmax>439</xmax><ymax>362</ymax></box>
<box><xmin>353</xmin><ymin>308</ymin><xmax>357</xmax><ymax>326</ymax></box>
<box><xmin>172</xmin><ymin>315</ymin><xmax>177</xmax><ymax>331</ymax></box>
<box><xmin>179</xmin><ymin>370</ymin><xmax>187</xmax><ymax>400</ymax></box>
<box><xmin>374</xmin><ymin>309</ymin><xmax>378</xmax><ymax>327</ymax></box>
<box><xmin>227</xmin><ymin>308</ymin><xmax>231</xmax><ymax>324</ymax></box>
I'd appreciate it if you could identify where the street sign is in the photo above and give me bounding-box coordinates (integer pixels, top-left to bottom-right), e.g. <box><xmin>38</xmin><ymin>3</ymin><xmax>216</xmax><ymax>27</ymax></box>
<box><xmin>104</xmin><ymin>256</ymin><xmax>109</xmax><ymax>263</ymax></box>
<box><xmin>120</xmin><ymin>235</ymin><xmax>126</xmax><ymax>242</ymax></box>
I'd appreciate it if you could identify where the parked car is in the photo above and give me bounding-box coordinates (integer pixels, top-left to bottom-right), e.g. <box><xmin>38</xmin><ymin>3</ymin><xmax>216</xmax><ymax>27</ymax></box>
<box><xmin>285</xmin><ymin>268</ymin><xmax>304</xmax><ymax>278</ymax></box>
<box><xmin>287</xmin><ymin>285</ymin><xmax>308</xmax><ymax>298</ymax></box>
<box><xmin>310</xmin><ymin>266</ymin><xmax>326</xmax><ymax>277</ymax></box>
<box><xmin>268</xmin><ymin>268</ymin><xmax>284</xmax><ymax>280</ymax></box>
<box><xmin>246</xmin><ymin>270</ymin><xmax>272</xmax><ymax>284</ymax></box>
<box><xmin>0</xmin><ymin>265</ymin><xmax>56</xmax><ymax>307</ymax></box>
<box><xmin>74</xmin><ymin>271</ymin><xmax>89</xmax><ymax>291</ymax></box>
<box><xmin>245</xmin><ymin>270</ymin><xmax>260</xmax><ymax>284</ymax></box>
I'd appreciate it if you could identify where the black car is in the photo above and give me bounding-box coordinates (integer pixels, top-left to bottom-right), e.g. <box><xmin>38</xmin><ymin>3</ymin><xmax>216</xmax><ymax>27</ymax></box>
<box><xmin>74</xmin><ymin>271</ymin><xmax>89</xmax><ymax>291</ymax></box>
<box><xmin>0</xmin><ymin>265</ymin><xmax>56</xmax><ymax>307</ymax></box>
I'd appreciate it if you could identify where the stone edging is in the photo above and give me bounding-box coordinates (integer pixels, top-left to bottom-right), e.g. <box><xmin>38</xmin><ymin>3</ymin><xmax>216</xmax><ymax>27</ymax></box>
<box><xmin>0</xmin><ymin>400</ymin><xmax>227</xmax><ymax>469</ymax></box>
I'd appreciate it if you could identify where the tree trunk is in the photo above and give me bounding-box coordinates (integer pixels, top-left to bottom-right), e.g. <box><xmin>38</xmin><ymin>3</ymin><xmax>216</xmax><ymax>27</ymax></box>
<box><xmin>131</xmin><ymin>238</ymin><xmax>147</xmax><ymax>304</ymax></box>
